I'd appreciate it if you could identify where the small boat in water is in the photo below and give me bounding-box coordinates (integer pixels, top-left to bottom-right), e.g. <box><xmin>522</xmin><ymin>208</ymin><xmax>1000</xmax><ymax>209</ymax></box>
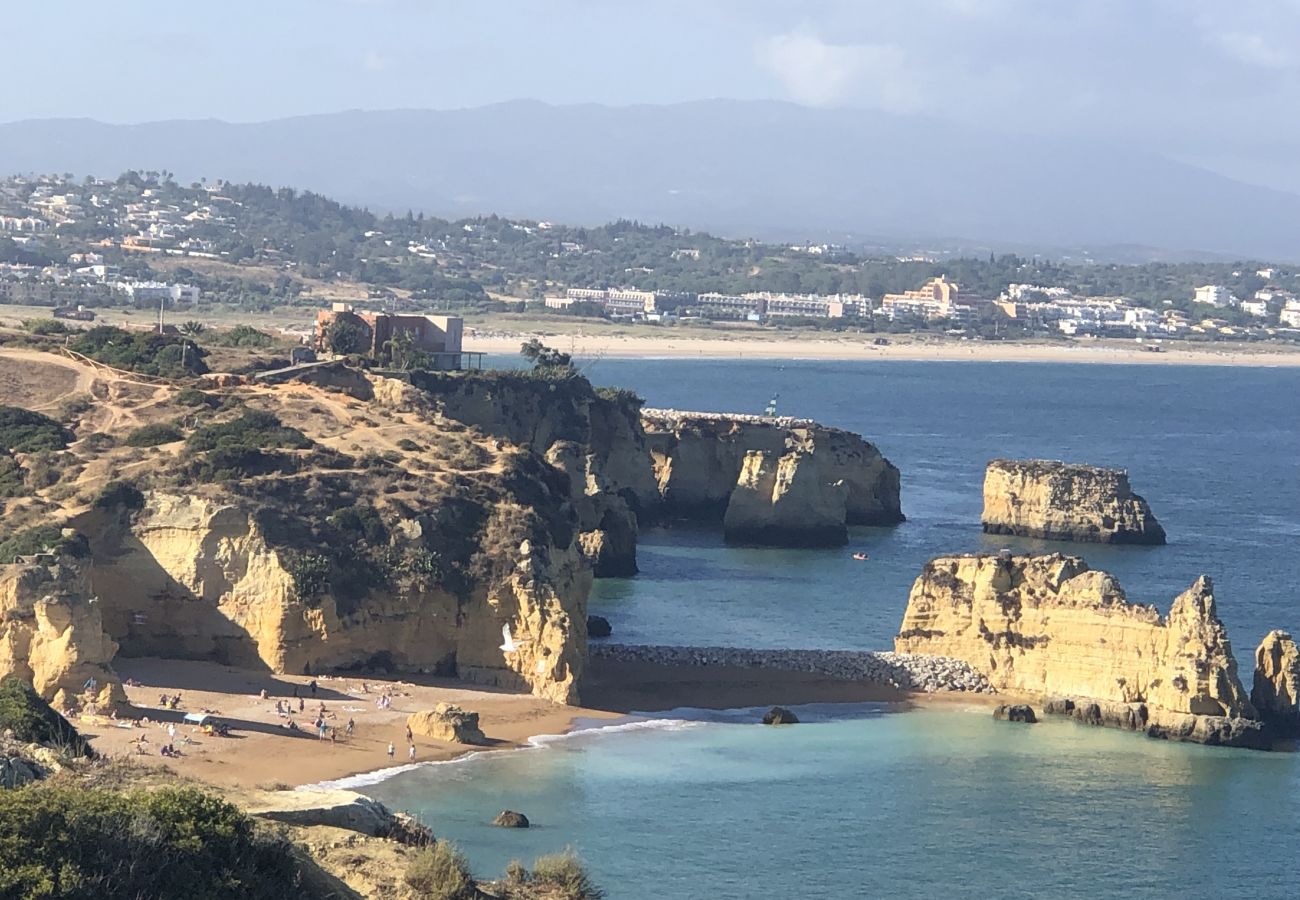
<box><xmin>851</xmin><ymin>552</ymin><xmax>870</xmax><ymax>561</ymax></box>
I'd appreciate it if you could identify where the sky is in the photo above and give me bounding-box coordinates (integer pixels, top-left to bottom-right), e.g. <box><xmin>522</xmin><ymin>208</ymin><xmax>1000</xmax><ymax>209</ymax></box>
<box><xmin>4</xmin><ymin>0</ymin><xmax>1299</xmax><ymax>192</ymax></box>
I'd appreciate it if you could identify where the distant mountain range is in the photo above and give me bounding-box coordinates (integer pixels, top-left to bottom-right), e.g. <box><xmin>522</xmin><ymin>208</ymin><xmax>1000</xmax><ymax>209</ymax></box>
<box><xmin>2</xmin><ymin>100</ymin><xmax>1296</xmax><ymax>261</ymax></box>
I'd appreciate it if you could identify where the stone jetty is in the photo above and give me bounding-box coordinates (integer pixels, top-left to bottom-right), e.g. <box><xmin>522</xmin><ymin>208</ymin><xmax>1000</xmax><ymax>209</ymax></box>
<box><xmin>589</xmin><ymin>643</ymin><xmax>993</xmax><ymax>694</ymax></box>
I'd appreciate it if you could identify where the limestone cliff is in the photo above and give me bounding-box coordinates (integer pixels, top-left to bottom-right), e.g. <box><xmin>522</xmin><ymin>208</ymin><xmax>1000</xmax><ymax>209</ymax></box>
<box><xmin>895</xmin><ymin>553</ymin><xmax>1268</xmax><ymax>748</ymax></box>
<box><xmin>643</xmin><ymin>410</ymin><xmax>902</xmax><ymax>544</ymax></box>
<box><xmin>723</xmin><ymin>448</ymin><xmax>848</xmax><ymax>545</ymax></box>
<box><xmin>402</xmin><ymin>371</ymin><xmax>659</xmax><ymax>574</ymax></box>
<box><xmin>1252</xmin><ymin>631</ymin><xmax>1300</xmax><ymax>737</ymax></box>
<box><xmin>982</xmin><ymin>459</ymin><xmax>1165</xmax><ymax>544</ymax></box>
<box><xmin>0</xmin><ymin>559</ymin><xmax>123</xmax><ymax>710</ymax></box>
<box><xmin>79</xmin><ymin>488</ymin><xmax>587</xmax><ymax>704</ymax></box>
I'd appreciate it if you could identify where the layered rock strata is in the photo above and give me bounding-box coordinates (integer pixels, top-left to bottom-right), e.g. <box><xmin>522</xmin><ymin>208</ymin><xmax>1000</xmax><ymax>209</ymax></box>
<box><xmin>895</xmin><ymin>553</ymin><xmax>1268</xmax><ymax>748</ymax></box>
<box><xmin>643</xmin><ymin>409</ymin><xmax>903</xmax><ymax>545</ymax></box>
<box><xmin>1252</xmin><ymin>631</ymin><xmax>1300</xmax><ymax>738</ymax></box>
<box><xmin>80</xmin><ymin>489</ymin><xmax>588</xmax><ymax>704</ymax></box>
<box><xmin>589</xmin><ymin>643</ymin><xmax>992</xmax><ymax>693</ymax></box>
<box><xmin>0</xmin><ymin>559</ymin><xmax>124</xmax><ymax>710</ymax></box>
<box><xmin>982</xmin><ymin>459</ymin><xmax>1165</xmax><ymax>544</ymax></box>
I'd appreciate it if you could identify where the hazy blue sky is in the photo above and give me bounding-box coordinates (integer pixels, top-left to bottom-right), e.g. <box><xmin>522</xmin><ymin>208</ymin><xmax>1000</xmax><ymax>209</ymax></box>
<box><xmin>4</xmin><ymin>0</ymin><xmax>1298</xmax><ymax>191</ymax></box>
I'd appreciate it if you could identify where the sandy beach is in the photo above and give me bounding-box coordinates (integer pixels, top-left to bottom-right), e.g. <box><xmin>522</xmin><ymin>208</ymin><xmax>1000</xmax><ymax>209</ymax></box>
<box><xmin>466</xmin><ymin>331</ymin><xmax>1300</xmax><ymax>366</ymax></box>
<box><xmin>75</xmin><ymin>656</ymin><xmax>995</xmax><ymax>792</ymax></box>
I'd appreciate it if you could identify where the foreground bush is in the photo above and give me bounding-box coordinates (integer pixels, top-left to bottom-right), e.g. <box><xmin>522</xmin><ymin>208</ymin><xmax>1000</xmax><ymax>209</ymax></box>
<box><xmin>0</xmin><ymin>676</ymin><xmax>89</xmax><ymax>755</ymax></box>
<box><xmin>0</xmin><ymin>785</ymin><xmax>301</xmax><ymax>899</ymax></box>
<box><xmin>529</xmin><ymin>850</ymin><xmax>605</xmax><ymax>900</ymax></box>
<box><xmin>404</xmin><ymin>841</ymin><xmax>476</xmax><ymax>900</ymax></box>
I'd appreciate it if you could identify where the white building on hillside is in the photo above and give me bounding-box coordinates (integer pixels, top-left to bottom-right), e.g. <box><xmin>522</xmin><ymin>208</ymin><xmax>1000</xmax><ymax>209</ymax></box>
<box><xmin>1193</xmin><ymin>284</ymin><xmax>1237</xmax><ymax>307</ymax></box>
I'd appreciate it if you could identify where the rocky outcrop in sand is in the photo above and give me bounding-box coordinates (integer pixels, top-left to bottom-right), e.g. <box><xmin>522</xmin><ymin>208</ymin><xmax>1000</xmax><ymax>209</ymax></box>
<box><xmin>895</xmin><ymin>553</ymin><xmax>1268</xmax><ymax>747</ymax></box>
<box><xmin>408</xmin><ymin>703</ymin><xmax>488</xmax><ymax>745</ymax></box>
<box><xmin>1252</xmin><ymin>630</ymin><xmax>1300</xmax><ymax>738</ymax></box>
<box><xmin>982</xmin><ymin>459</ymin><xmax>1165</xmax><ymax>544</ymax></box>
<box><xmin>643</xmin><ymin>410</ymin><xmax>902</xmax><ymax>545</ymax></box>
<box><xmin>80</xmin><ymin>490</ymin><xmax>588</xmax><ymax>704</ymax></box>
<box><xmin>247</xmin><ymin>789</ymin><xmax>427</xmax><ymax>840</ymax></box>
<box><xmin>0</xmin><ymin>558</ymin><xmax>123</xmax><ymax>710</ymax></box>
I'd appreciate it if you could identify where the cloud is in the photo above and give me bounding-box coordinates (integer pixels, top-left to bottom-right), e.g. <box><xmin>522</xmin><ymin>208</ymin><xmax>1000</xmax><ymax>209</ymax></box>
<box><xmin>756</xmin><ymin>32</ymin><xmax>922</xmax><ymax>111</ymax></box>
<box><xmin>1214</xmin><ymin>31</ymin><xmax>1296</xmax><ymax>69</ymax></box>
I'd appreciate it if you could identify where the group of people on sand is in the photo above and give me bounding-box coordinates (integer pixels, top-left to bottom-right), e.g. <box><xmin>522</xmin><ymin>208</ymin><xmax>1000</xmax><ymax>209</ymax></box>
<box><xmin>158</xmin><ymin>693</ymin><xmax>183</xmax><ymax>710</ymax></box>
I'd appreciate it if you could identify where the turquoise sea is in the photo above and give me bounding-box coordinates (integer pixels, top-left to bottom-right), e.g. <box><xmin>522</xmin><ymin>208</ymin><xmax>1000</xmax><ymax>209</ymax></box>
<box><xmin>363</xmin><ymin>359</ymin><xmax>1300</xmax><ymax>898</ymax></box>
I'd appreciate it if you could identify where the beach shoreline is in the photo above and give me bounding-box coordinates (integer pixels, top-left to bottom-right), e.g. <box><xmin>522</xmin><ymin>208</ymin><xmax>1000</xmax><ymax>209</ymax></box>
<box><xmin>77</xmin><ymin>656</ymin><xmax>1006</xmax><ymax>793</ymax></box>
<box><xmin>466</xmin><ymin>332</ymin><xmax>1300</xmax><ymax>366</ymax></box>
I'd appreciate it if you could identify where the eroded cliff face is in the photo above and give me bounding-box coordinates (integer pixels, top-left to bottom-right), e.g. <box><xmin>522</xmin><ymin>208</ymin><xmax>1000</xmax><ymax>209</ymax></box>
<box><xmin>723</xmin><ymin>449</ymin><xmax>848</xmax><ymax>546</ymax></box>
<box><xmin>643</xmin><ymin>410</ymin><xmax>903</xmax><ymax>544</ymax></box>
<box><xmin>0</xmin><ymin>559</ymin><xmax>123</xmax><ymax>710</ymax></box>
<box><xmin>895</xmin><ymin>554</ymin><xmax>1267</xmax><ymax>747</ymax></box>
<box><xmin>79</xmin><ymin>486</ymin><xmax>588</xmax><ymax>704</ymax></box>
<box><xmin>1252</xmin><ymin>630</ymin><xmax>1300</xmax><ymax>737</ymax></box>
<box><xmin>982</xmin><ymin>459</ymin><xmax>1165</xmax><ymax>544</ymax></box>
<box><xmin>400</xmin><ymin>372</ymin><xmax>658</xmax><ymax>574</ymax></box>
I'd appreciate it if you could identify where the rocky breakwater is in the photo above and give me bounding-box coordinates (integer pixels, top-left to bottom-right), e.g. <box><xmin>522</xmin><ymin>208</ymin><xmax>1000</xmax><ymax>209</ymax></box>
<box><xmin>642</xmin><ymin>409</ymin><xmax>903</xmax><ymax>546</ymax></box>
<box><xmin>589</xmin><ymin>644</ymin><xmax>992</xmax><ymax>694</ymax></box>
<box><xmin>895</xmin><ymin>553</ymin><xmax>1274</xmax><ymax>748</ymax></box>
<box><xmin>0</xmin><ymin>555</ymin><xmax>124</xmax><ymax>710</ymax></box>
<box><xmin>982</xmin><ymin>458</ymin><xmax>1165</xmax><ymax>544</ymax></box>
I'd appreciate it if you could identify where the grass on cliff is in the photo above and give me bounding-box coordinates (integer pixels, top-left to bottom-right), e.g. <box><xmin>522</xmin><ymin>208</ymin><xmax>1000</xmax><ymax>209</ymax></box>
<box><xmin>0</xmin><ymin>526</ymin><xmax>90</xmax><ymax>565</ymax></box>
<box><xmin>404</xmin><ymin>842</ymin><xmax>605</xmax><ymax>900</ymax></box>
<box><xmin>0</xmin><ymin>407</ymin><xmax>73</xmax><ymax>454</ymax></box>
<box><xmin>183</xmin><ymin>410</ymin><xmax>315</xmax><ymax>482</ymax></box>
<box><xmin>0</xmin><ymin>676</ymin><xmax>90</xmax><ymax>756</ymax></box>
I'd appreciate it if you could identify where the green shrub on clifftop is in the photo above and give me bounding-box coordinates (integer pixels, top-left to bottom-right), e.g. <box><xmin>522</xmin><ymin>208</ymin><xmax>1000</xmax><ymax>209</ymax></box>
<box><xmin>0</xmin><ymin>407</ymin><xmax>72</xmax><ymax>454</ymax></box>
<box><xmin>124</xmin><ymin>422</ymin><xmax>184</xmax><ymax>447</ymax></box>
<box><xmin>0</xmin><ymin>676</ymin><xmax>89</xmax><ymax>755</ymax></box>
<box><xmin>404</xmin><ymin>841</ymin><xmax>476</xmax><ymax>900</ymax></box>
<box><xmin>0</xmin><ymin>785</ymin><xmax>302</xmax><ymax>900</ymax></box>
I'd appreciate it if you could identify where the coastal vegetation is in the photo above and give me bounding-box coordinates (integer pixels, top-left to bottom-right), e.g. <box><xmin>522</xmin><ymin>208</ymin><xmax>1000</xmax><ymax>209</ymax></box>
<box><xmin>68</xmin><ymin>326</ymin><xmax>208</xmax><ymax>377</ymax></box>
<box><xmin>0</xmin><ymin>676</ymin><xmax>90</xmax><ymax>753</ymax></box>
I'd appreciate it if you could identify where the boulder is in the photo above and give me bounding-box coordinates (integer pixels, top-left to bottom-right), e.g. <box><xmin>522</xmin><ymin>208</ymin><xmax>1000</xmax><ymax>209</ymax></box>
<box><xmin>0</xmin><ymin>755</ymin><xmax>43</xmax><ymax>789</ymax></box>
<box><xmin>492</xmin><ymin>810</ymin><xmax>530</xmax><ymax>828</ymax></box>
<box><xmin>586</xmin><ymin>615</ymin><xmax>612</xmax><ymax>639</ymax></box>
<box><xmin>981</xmin><ymin>459</ymin><xmax>1165</xmax><ymax>544</ymax></box>
<box><xmin>407</xmin><ymin>703</ymin><xmax>488</xmax><ymax>745</ymax></box>
<box><xmin>1252</xmin><ymin>630</ymin><xmax>1300</xmax><ymax>738</ymax></box>
<box><xmin>896</xmin><ymin>554</ymin><xmax>1264</xmax><ymax>748</ymax></box>
<box><xmin>762</xmin><ymin>706</ymin><xmax>799</xmax><ymax>725</ymax></box>
<box><xmin>992</xmin><ymin>704</ymin><xmax>1038</xmax><ymax>724</ymax></box>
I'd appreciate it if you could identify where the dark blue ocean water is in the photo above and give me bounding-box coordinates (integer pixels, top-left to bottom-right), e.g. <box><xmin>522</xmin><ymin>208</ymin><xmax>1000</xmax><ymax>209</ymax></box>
<box><xmin>365</xmin><ymin>359</ymin><xmax>1300</xmax><ymax>899</ymax></box>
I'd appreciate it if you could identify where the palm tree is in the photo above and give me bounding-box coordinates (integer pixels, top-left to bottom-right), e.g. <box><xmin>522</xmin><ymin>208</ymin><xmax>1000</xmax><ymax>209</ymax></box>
<box><xmin>180</xmin><ymin>321</ymin><xmax>206</xmax><ymax>337</ymax></box>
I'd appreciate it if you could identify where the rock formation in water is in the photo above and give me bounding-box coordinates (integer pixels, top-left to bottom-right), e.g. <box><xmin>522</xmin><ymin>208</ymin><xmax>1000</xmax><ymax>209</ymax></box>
<box><xmin>1252</xmin><ymin>631</ymin><xmax>1300</xmax><ymax>738</ymax></box>
<box><xmin>643</xmin><ymin>409</ymin><xmax>903</xmax><ymax>545</ymax></box>
<box><xmin>981</xmin><ymin>459</ymin><xmax>1165</xmax><ymax>544</ymax></box>
<box><xmin>895</xmin><ymin>553</ymin><xmax>1270</xmax><ymax>748</ymax></box>
<box><xmin>0</xmin><ymin>557</ymin><xmax>124</xmax><ymax>710</ymax></box>
<box><xmin>993</xmin><ymin>704</ymin><xmax>1037</xmax><ymax>724</ymax></box>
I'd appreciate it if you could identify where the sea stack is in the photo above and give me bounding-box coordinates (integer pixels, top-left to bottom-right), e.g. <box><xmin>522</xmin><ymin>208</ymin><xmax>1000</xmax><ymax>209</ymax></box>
<box><xmin>895</xmin><ymin>553</ymin><xmax>1268</xmax><ymax>748</ymax></box>
<box><xmin>1252</xmin><ymin>631</ymin><xmax>1300</xmax><ymax>738</ymax></box>
<box><xmin>981</xmin><ymin>459</ymin><xmax>1166</xmax><ymax>544</ymax></box>
<box><xmin>642</xmin><ymin>409</ymin><xmax>903</xmax><ymax>546</ymax></box>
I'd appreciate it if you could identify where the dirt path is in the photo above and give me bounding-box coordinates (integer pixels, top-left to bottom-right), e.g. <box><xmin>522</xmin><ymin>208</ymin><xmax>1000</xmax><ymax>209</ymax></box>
<box><xmin>0</xmin><ymin>347</ymin><xmax>97</xmax><ymax>410</ymax></box>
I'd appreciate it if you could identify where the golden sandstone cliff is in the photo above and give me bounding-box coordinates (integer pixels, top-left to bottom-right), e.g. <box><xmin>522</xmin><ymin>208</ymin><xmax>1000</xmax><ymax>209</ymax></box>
<box><xmin>642</xmin><ymin>409</ymin><xmax>903</xmax><ymax>545</ymax></box>
<box><xmin>982</xmin><ymin>459</ymin><xmax>1166</xmax><ymax>545</ymax></box>
<box><xmin>895</xmin><ymin>553</ymin><xmax>1274</xmax><ymax>748</ymax></box>
<box><xmin>0</xmin><ymin>557</ymin><xmax>123</xmax><ymax>710</ymax></box>
<box><xmin>0</xmin><ymin>356</ymin><xmax>906</xmax><ymax>712</ymax></box>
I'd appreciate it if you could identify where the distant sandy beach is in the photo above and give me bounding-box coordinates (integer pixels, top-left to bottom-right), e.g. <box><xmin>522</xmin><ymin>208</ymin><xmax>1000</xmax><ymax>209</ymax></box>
<box><xmin>466</xmin><ymin>331</ymin><xmax>1300</xmax><ymax>366</ymax></box>
<box><xmin>77</xmin><ymin>656</ymin><xmax>996</xmax><ymax>792</ymax></box>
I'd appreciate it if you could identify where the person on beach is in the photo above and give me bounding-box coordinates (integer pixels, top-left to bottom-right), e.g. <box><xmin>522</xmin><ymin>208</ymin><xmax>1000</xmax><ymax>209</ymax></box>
<box><xmin>387</xmin><ymin>742</ymin><xmax>395</xmax><ymax>759</ymax></box>
<box><xmin>346</xmin><ymin>718</ymin><xmax>355</xmax><ymax>737</ymax></box>
<box><xmin>405</xmin><ymin>724</ymin><xmax>413</xmax><ymax>743</ymax></box>
<box><xmin>298</xmin><ymin>697</ymin><xmax>305</xmax><ymax>713</ymax></box>
<box><xmin>408</xmin><ymin>743</ymin><xmax>416</xmax><ymax>761</ymax></box>
<box><xmin>310</xmin><ymin>679</ymin><xmax>317</xmax><ymax>697</ymax></box>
